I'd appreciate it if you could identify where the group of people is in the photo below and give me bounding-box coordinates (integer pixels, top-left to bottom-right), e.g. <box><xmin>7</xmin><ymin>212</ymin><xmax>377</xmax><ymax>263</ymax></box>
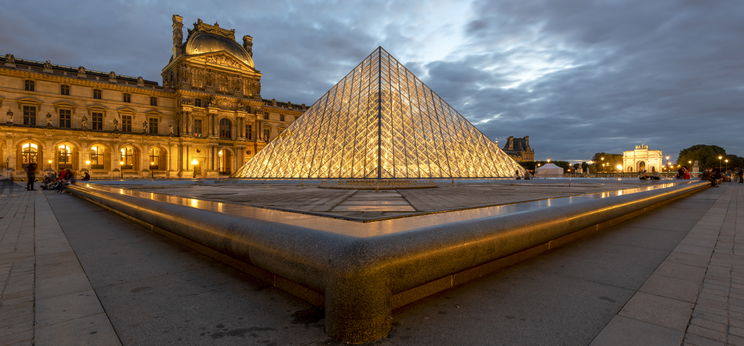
<box><xmin>23</xmin><ymin>164</ymin><xmax>90</xmax><ymax>192</ymax></box>
<box><xmin>702</xmin><ymin>167</ymin><xmax>744</xmax><ymax>187</ymax></box>
<box><xmin>638</xmin><ymin>167</ymin><xmax>661</xmax><ymax>180</ymax></box>
<box><xmin>675</xmin><ymin>166</ymin><xmax>692</xmax><ymax>180</ymax></box>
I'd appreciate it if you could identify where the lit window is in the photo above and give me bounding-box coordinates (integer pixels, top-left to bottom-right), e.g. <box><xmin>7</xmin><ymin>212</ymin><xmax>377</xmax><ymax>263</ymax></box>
<box><xmin>123</xmin><ymin>93</ymin><xmax>131</xmax><ymax>103</ymax></box>
<box><xmin>60</xmin><ymin>84</ymin><xmax>70</xmax><ymax>95</ymax></box>
<box><xmin>57</xmin><ymin>145</ymin><xmax>72</xmax><ymax>169</ymax></box>
<box><xmin>22</xmin><ymin>105</ymin><xmax>36</xmax><ymax>126</ymax></box>
<box><xmin>21</xmin><ymin>143</ymin><xmax>38</xmax><ymax>166</ymax></box>
<box><xmin>24</xmin><ymin>80</ymin><xmax>35</xmax><ymax>91</ymax></box>
<box><xmin>91</xmin><ymin>112</ymin><xmax>103</xmax><ymax>131</ymax></box>
<box><xmin>93</xmin><ymin>89</ymin><xmax>102</xmax><ymax>99</ymax></box>
<box><xmin>149</xmin><ymin>147</ymin><xmax>160</xmax><ymax>170</ymax></box>
<box><xmin>59</xmin><ymin>109</ymin><xmax>72</xmax><ymax>128</ymax></box>
<box><xmin>217</xmin><ymin>149</ymin><xmax>231</xmax><ymax>174</ymax></box>
<box><xmin>89</xmin><ymin>146</ymin><xmax>104</xmax><ymax>169</ymax></box>
<box><xmin>120</xmin><ymin>146</ymin><xmax>134</xmax><ymax>169</ymax></box>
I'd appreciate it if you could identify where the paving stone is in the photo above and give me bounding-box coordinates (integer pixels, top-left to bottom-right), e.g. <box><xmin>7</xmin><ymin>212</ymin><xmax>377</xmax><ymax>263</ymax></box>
<box><xmin>619</xmin><ymin>291</ymin><xmax>693</xmax><ymax>330</ymax></box>
<box><xmin>591</xmin><ymin>315</ymin><xmax>683</xmax><ymax>346</ymax></box>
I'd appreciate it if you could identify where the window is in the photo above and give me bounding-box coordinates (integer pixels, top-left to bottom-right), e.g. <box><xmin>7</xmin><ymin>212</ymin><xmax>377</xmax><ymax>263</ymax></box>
<box><xmin>120</xmin><ymin>146</ymin><xmax>134</xmax><ymax>169</ymax></box>
<box><xmin>149</xmin><ymin>147</ymin><xmax>160</xmax><ymax>170</ymax></box>
<box><xmin>123</xmin><ymin>93</ymin><xmax>131</xmax><ymax>103</ymax></box>
<box><xmin>93</xmin><ymin>89</ymin><xmax>102</xmax><ymax>99</ymax></box>
<box><xmin>91</xmin><ymin>112</ymin><xmax>103</xmax><ymax>131</ymax></box>
<box><xmin>148</xmin><ymin>117</ymin><xmax>158</xmax><ymax>135</ymax></box>
<box><xmin>57</xmin><ymin>145</ymin><xmax>72</xmax><ymax>170</ymax></box>
<box><xmin>121</xmin><ymin>115</ymin><xmax>132</xmax><ymax>133</ymax></box>
<box><xmin>59</xmin><ymin>109</ymin><xmax>71</xmax><ymax>128</ymax></box>
<box><xmin>245</xmin><ymin>125</ymin><xmax>252</xmax><ymax>140</ymax></box>
<box><xmin>263</xmin><ymin>128</ymin><xmax>271</xmax><ymax>141</ymax></box>
<box><xmin>217</xmin><ymin>149</ymin><xmax>231</xmax><ymax>174</ymax></box>
<box><xmin>21</xmin><ymin>143</ymin><xmax>38</xmax><ymax>166</ymax></box>
<box><xmin>22</xmin><ymin>105</ymin><xmax>36</xmax><ymax>126</ymax></box>
<box><xmin>150</xmin><ymin>96</ymin><xmax>157</xmax><ymax>106</ymax></box>
<box><xmin>219</xmin><ymin>118</ymin><xmax>232</xmax><ymax>139</ymax></box>
<box><xmin>280</xmin><ymin>114</ymin><xmax>285</xmax><ymax>121</ymax></box>
<box><xmin>60</xmin><ymin>84</ymin><xmax>70</xmax><ymax>95</ymax></box>
<box><xmin>194</xmin><ymin>98</ymin><xmax>201</xmax><ymax>107</ymax></box>
<box><xmin>193</xmin><ymin>119</ymin><xmax>203</xmax><ymax>137</ymax></box>
<box><xmin>24</xmin><ymin>80</ymin><xmax>35</xmax><ymax>91</ymax></box>
<box><xmin>89</xmin><ymin>146</ymin><xmax>104</xmax><ymax>169</ymax></box>
<box><xmin>263</xmin><ymin>112</ymin><xmax>269</xmax><ymax>120</ymax></box>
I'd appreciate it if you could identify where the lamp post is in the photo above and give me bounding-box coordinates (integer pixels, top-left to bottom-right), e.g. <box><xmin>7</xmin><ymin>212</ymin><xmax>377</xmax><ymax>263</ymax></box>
<box><xmin>718</xmin><ymin>155</ymin><xmax>723</xmax><ymax>171</ymax></box>
<box><xmin>47</xmin><ymin>159</ymin><xmax>53</xmax><ymax>171</ymax></box>
<box><xmin>600</xmin><ymin>157</ymin><xmax>605</xmax><ymax>173</ymax></box>
<box><xmin>725</xmin><ymin>159</ymin><xmax>729</xmax><ymax>172</ymax></box>
<box><xmin>119</xmin><ymin>160</ymin><xmax>124</xmax><ymax>180</ymax></box>
<box><xmin>150</xmin><ymin>161</ymin><xmax>155</xmax><ymax>179</ymax></box>
<box><xmin>191</xmin><ymin>159</ymin><xmax>199</xmax><ymax>179</ymax></box>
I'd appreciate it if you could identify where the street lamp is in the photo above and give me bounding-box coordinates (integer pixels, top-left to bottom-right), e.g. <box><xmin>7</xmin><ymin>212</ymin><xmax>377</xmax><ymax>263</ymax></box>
<box><xmin>725</xmin><ymin>159</ymin><xmax>729</xmax><ymax>171</ymax></box>
<box><xmin>47</xmin><ymin>159</ymin><xmax>53</xmax><ymax>170</ymax></box>
<box><xmin>191</xmin><ymin>158</ymin><xmax>199</xmax><ymax>179</ymax></box>
<box><xmin>119</xmin><ymin>160</ymin><xmax>124</xmax><ymax>180</ymax></box>
<box><xmin>718</xmin><ymin>155</ymin><xmax>723</xmax><ymax>171</ymax></box>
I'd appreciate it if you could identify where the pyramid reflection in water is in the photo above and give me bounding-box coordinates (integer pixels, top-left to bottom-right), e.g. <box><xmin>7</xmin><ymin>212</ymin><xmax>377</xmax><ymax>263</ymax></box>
<box><xmin>234</xmin><ymin>47</ymin><xmax>526</xmax><ymax>179</ymax></box>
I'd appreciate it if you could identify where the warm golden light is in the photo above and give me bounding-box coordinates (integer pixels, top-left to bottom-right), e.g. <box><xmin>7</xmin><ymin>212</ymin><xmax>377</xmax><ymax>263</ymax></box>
<box><xmin>218</xmin><ymin>150</ymin><xmax>223</xmax><ymax>157</ymax></box>
<box><xmin>718</xmin><ymin>155</ymin><xmax>723</xmax><ymax>160</ymax></box>
<box><xmin>85</xmin><ymin>160</ymin><xmax>91</xmax><ymax>165</ymax></box>
<box><xmin>616</xmin><ymin>164</ymin><xmax>622</xmax><ymax>170</ymax></box>
<box><xmin>233</xmin><ymin>47</ymin><xmax>525</xmax><ymax>179</ymax></box>
<box><xmin>119</xmin><ymin>161</ymin><xmax>124</xmax><ymax>165</ymax></box>
<box><xmin>191</xmin><ymin>159</ymin><xmax>199</xmax><ymax>165</ymax></box>
<box><xmin>47</xmin><ymin>159</ymin><xmax>52</xmax><ymax>164</ymax></box>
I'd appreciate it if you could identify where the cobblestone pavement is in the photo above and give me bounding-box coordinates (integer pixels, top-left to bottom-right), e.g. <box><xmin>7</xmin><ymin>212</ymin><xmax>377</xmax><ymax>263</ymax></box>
<box><xmin>593</xmin><ymin>183</ymin><xmax>744</xmax><ymax>346</ymax></box>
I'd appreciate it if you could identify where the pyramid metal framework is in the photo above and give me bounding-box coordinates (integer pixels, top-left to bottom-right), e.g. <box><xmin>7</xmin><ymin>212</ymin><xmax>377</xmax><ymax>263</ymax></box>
<box><xmin>233</xmin><ymin>47</ymin><xmax>526</xmax><ymax>179</ymax></box>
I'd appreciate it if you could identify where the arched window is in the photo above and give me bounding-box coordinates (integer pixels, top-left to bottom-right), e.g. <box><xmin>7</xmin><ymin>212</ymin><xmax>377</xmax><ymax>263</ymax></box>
<box><xmin>120</xmin><ymin>146</ymin><xmax>135</xmax><ymax>170</ymax></box>
<box><xmin>21</xmin><ymin>143</ymin><xmax>38</xmax><ymax>166</ymax></box>
<box><xmin>57</xmin><ymin>144</ymin><xmax>72</xmax><ymax>170</ymax></box>
<box><xmin>89</xmin><ymin>145</ymin><xmax>104</xmax><ymax>169</ymax></box>
<box><xmin>149</xmin><ymin>147</ymin><xmax>160</xmax><ymax>170</ymax></box>
<box><xmin>219</xmin><ymin>118</ymin><xmax>232</xmax><ymax>139</ymax></box>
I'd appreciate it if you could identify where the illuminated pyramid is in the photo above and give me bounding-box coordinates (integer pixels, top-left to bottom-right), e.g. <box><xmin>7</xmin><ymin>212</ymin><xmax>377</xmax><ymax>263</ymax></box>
<box><xmin>234</xmin><ymin>47</ymin><xmax>526</xmax><ymax>179</ymax></box>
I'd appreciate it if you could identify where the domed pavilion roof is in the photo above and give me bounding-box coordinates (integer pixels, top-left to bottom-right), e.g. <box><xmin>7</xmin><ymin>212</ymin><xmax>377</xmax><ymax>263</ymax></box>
<box><xmin>183</xmin><ymin>21</ymin><xmax>254</xmax><ymax>68</ymax></box>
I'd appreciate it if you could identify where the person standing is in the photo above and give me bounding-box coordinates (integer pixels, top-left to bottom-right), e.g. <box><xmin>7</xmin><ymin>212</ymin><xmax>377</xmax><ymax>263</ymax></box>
<box><xmin>25</xmin><ymin>163</ymin><xmax>37</xmax><ymax>191</ymax></box>
<box><xmin>737</xmin><ymin>167</ymin><xmax>743</xmax><ymax>184</ymax></box>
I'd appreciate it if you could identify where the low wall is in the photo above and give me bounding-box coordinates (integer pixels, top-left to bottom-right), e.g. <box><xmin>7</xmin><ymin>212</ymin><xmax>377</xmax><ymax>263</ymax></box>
<box><xmin>67</xmin><ymin>181</ymin><xmax>709</xmax><ymax>343</ymax></box>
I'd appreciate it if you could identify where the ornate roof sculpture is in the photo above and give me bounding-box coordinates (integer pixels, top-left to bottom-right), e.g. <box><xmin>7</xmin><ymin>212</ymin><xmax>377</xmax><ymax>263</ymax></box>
<box><xmin>233</xmin><ymin>47</ymin><xmax>526</xmax><ymax>179</ymax></box>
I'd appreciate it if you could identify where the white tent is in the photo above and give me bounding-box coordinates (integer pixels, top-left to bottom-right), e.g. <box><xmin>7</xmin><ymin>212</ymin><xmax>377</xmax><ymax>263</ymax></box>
<box><xmin>535</xmin><ymin>163</ymin><xmax>564</xmax><ymax>177</ymax></box>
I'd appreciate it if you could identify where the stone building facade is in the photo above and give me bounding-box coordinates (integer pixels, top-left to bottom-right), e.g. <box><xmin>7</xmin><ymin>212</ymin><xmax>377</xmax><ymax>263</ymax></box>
<box><xmin>0</xmin><ymin>15</ymin><xmax>307</xmax><ymax>179</ymax></box>
<box><xmin>623</xmin><ymin>144</ymin><xmax>663</xmax><ymax>173</ymax></box>
<box><xmin>502</xmin><ymin>136</ymin><xmax>535</xmax><ymax>162</ymax></box>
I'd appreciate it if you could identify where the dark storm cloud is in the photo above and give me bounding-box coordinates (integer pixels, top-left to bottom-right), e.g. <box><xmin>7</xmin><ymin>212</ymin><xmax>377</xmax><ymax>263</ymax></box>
<box><xmin>2</xmin><ymin>0</ymin><xmax>743</xmax><ymax>160</ymax></box>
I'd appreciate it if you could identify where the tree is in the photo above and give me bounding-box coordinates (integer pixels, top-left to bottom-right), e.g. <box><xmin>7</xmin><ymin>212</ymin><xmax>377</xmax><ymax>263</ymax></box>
<box><xmin>592</xmin><ymin>152</ymin><xmax>622</xmax><ymax>172</ymax></box>
<box><xmin>677</xmin><ymin>145</ymin><xmax>726</xmax><ymax>170</ymax></box>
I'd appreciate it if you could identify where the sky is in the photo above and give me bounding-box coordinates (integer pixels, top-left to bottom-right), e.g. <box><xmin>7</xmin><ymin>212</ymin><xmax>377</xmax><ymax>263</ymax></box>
<box><xmin>2</xmin><ymin>0</ymin><xmax>743</xmax><ymax>162</ymax></box>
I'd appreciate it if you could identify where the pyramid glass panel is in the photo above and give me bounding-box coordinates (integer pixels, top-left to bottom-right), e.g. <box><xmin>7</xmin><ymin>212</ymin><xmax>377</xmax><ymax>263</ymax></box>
<box><xmin>233</xmin><ymin>47</ymin><xmax>526</xmax><ymax>179</ymax></box>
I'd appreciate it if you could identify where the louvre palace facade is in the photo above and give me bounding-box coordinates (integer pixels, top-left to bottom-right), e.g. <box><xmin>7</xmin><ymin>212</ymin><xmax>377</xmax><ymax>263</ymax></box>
<box><xmin>0</xmin><ymin>15</ymin><xmax>307</xmax><ymax>178</ymax></box>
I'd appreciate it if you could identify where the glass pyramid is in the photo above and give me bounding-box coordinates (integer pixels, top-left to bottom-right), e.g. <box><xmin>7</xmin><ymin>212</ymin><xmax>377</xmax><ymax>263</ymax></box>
<box><xmin>234</xmin><ymin>47</ymin><xmax>526</xmax><ymax>179</ymax></box>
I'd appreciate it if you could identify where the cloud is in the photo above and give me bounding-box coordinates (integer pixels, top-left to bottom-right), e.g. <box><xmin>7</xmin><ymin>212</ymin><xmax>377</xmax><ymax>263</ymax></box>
<box><xmin>2</xmin><ymin>0</ymin><xmax>743</xmax><ymax>160</ymax></box>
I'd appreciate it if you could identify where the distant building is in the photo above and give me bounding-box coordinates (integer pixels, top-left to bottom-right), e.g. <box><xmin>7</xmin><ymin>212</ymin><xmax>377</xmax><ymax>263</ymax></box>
<box><xmin>502</xmin><ymin>136</ymin><xmax>535</xmax><ymax>162</ymax></box>
<box><xmin>623</xmin><ymin>145</ymin><xmax>662</xmax><ymax>172</ymax></box>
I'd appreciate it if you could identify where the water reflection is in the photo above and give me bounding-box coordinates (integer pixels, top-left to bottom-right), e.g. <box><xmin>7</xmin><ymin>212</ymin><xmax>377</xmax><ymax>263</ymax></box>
<box><xmin>79</xmin><ymin>181</ymin><xmax>700</xmax><ymax>238</ymax></box>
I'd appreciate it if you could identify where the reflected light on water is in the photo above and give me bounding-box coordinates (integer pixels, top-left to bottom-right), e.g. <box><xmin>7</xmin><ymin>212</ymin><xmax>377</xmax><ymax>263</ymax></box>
<box><xmin>189</xmin><ymin>199</ymin><xmax>199</xmax><ymax>208</ymax></box>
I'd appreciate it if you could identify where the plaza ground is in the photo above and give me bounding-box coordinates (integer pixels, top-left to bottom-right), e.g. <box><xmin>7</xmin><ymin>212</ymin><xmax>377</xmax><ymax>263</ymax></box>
<box><xmin>1</xmin><ymin>181</ymin><xmax>743</xmax><ymax>345</ymax></box>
